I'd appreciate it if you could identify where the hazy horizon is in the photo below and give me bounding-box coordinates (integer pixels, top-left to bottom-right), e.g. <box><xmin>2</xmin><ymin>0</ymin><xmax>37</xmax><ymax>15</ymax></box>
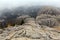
<box><xmin>0</xmin><ymin>0</ymin><xmax>60</xmax><ymax>10</ymax></box>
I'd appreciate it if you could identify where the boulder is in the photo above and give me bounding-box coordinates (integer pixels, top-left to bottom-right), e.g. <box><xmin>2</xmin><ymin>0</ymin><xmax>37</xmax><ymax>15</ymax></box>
<box><xmin>37</xmin><ymin>6</ymin><xmax>60</xmax><ymax>16</ymax></box>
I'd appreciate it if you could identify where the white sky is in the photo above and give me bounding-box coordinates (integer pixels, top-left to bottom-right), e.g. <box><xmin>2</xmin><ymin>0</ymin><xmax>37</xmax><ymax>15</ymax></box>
<box><xmin>0</xmin><ymin>0</ymin><xmax>60</xmax><ymax>9</ymax></box>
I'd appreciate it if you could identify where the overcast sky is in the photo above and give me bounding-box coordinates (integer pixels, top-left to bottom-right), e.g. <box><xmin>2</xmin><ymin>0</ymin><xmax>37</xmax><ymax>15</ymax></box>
<box><xmin>0</xmin><ymin>0</ymin><xmax>60</xmax><ymax>9</ymax></box>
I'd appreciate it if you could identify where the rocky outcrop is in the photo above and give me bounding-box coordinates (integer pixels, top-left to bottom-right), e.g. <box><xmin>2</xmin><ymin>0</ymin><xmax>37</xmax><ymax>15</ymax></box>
<box><xmin>0</xmin><ymin>6</ymin><xmax>60</xmax><ymax>40</ymax></box>
<box><xmin>15</xmin><ymin>15</ymin><xmax>31</xmax><ymax>25</ymax></box>
<box><xmin>0</xmin><ymin>17</ymin><xmax>60</xmax><ymax>40</ymax></box>
<box><xmin>36</xmin><ymin>14</ymin><xmax>59</xmax><ymax>27</ymax></box>
<box><xmin>37</xmin><ymin>6</ymin><xmax>60</xmax><ymax>16</ymax></box>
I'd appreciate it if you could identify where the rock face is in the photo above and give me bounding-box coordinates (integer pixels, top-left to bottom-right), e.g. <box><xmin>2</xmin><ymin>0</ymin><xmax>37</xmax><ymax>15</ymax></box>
<box><xmin>0</xmin><ymin>17</ymin><xmax>60</xmax><ymax>40</ymax></box>
<box><xmin>0</xmin><ymin>6</ymin><xmax>60</xmax><ymax>40</ymax></box>
<box><xmin>37</xmin><ymin>6</ymin><xmax>60</xmax><ymax>16</ymax></box>
<box><xmin>15</xmin><ymin>15</ymin><xmax>31</xmax><ymax>25</ymax></box>
<box><xmin>36</xmin><ymin>14</ymin><xmax>59</xmax><ymax>27</ymax></box>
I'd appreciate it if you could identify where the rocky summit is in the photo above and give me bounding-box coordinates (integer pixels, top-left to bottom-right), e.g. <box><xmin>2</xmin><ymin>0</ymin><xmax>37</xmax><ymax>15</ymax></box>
<box><xmin>0</xmin><ymin>6</ymin><xmax>60</xmax><ymax>40</ymax></box>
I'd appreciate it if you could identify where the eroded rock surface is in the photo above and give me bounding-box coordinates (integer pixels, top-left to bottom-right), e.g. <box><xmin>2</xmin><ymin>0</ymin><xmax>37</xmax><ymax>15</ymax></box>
<box><xmin>0</xmin><ymin>19</ymin><xmax>60</xmax><ymax>40</ymax></box>
<box><xmin>0</xmin><ymin>6</ymin><xmax>60</xmax><ymax>40</ymax></box>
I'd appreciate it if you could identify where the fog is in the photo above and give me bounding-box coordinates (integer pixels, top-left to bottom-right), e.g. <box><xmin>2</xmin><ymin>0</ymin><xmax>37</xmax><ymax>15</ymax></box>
<box><xmin>0</xmin><ymin>0</ymin><xmax>60</xmax><ymax>28</ymax></box>
<box><xmin>0</xmin><ymin>0</ymin><xmax>60</xmax><ymax>10</ymax></box>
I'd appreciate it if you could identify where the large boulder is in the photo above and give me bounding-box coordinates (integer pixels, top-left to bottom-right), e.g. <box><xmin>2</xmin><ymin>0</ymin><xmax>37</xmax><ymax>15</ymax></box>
<box><xmin>37</xmin><ymin>6</ymin><xmax>60</xmax><ymax>16</ymax></box>
<box><xmin>36</xmin><ymin>15</ymin><xmax>59</xmax><ymax>27</ymax></box>
<box><xmin>24</xmin><ymin>18</ymin><xmax>35</xmax><ymax>23</ymax></box>
<box><xmin>15</xmin><ymin>15</ymin><xmax>31</xmax><ymax>25</ymax></box>
<box><xmin>36</xmin><ymin>14</ymin><xmax>55</xmax><ymax>20</ymax></box>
